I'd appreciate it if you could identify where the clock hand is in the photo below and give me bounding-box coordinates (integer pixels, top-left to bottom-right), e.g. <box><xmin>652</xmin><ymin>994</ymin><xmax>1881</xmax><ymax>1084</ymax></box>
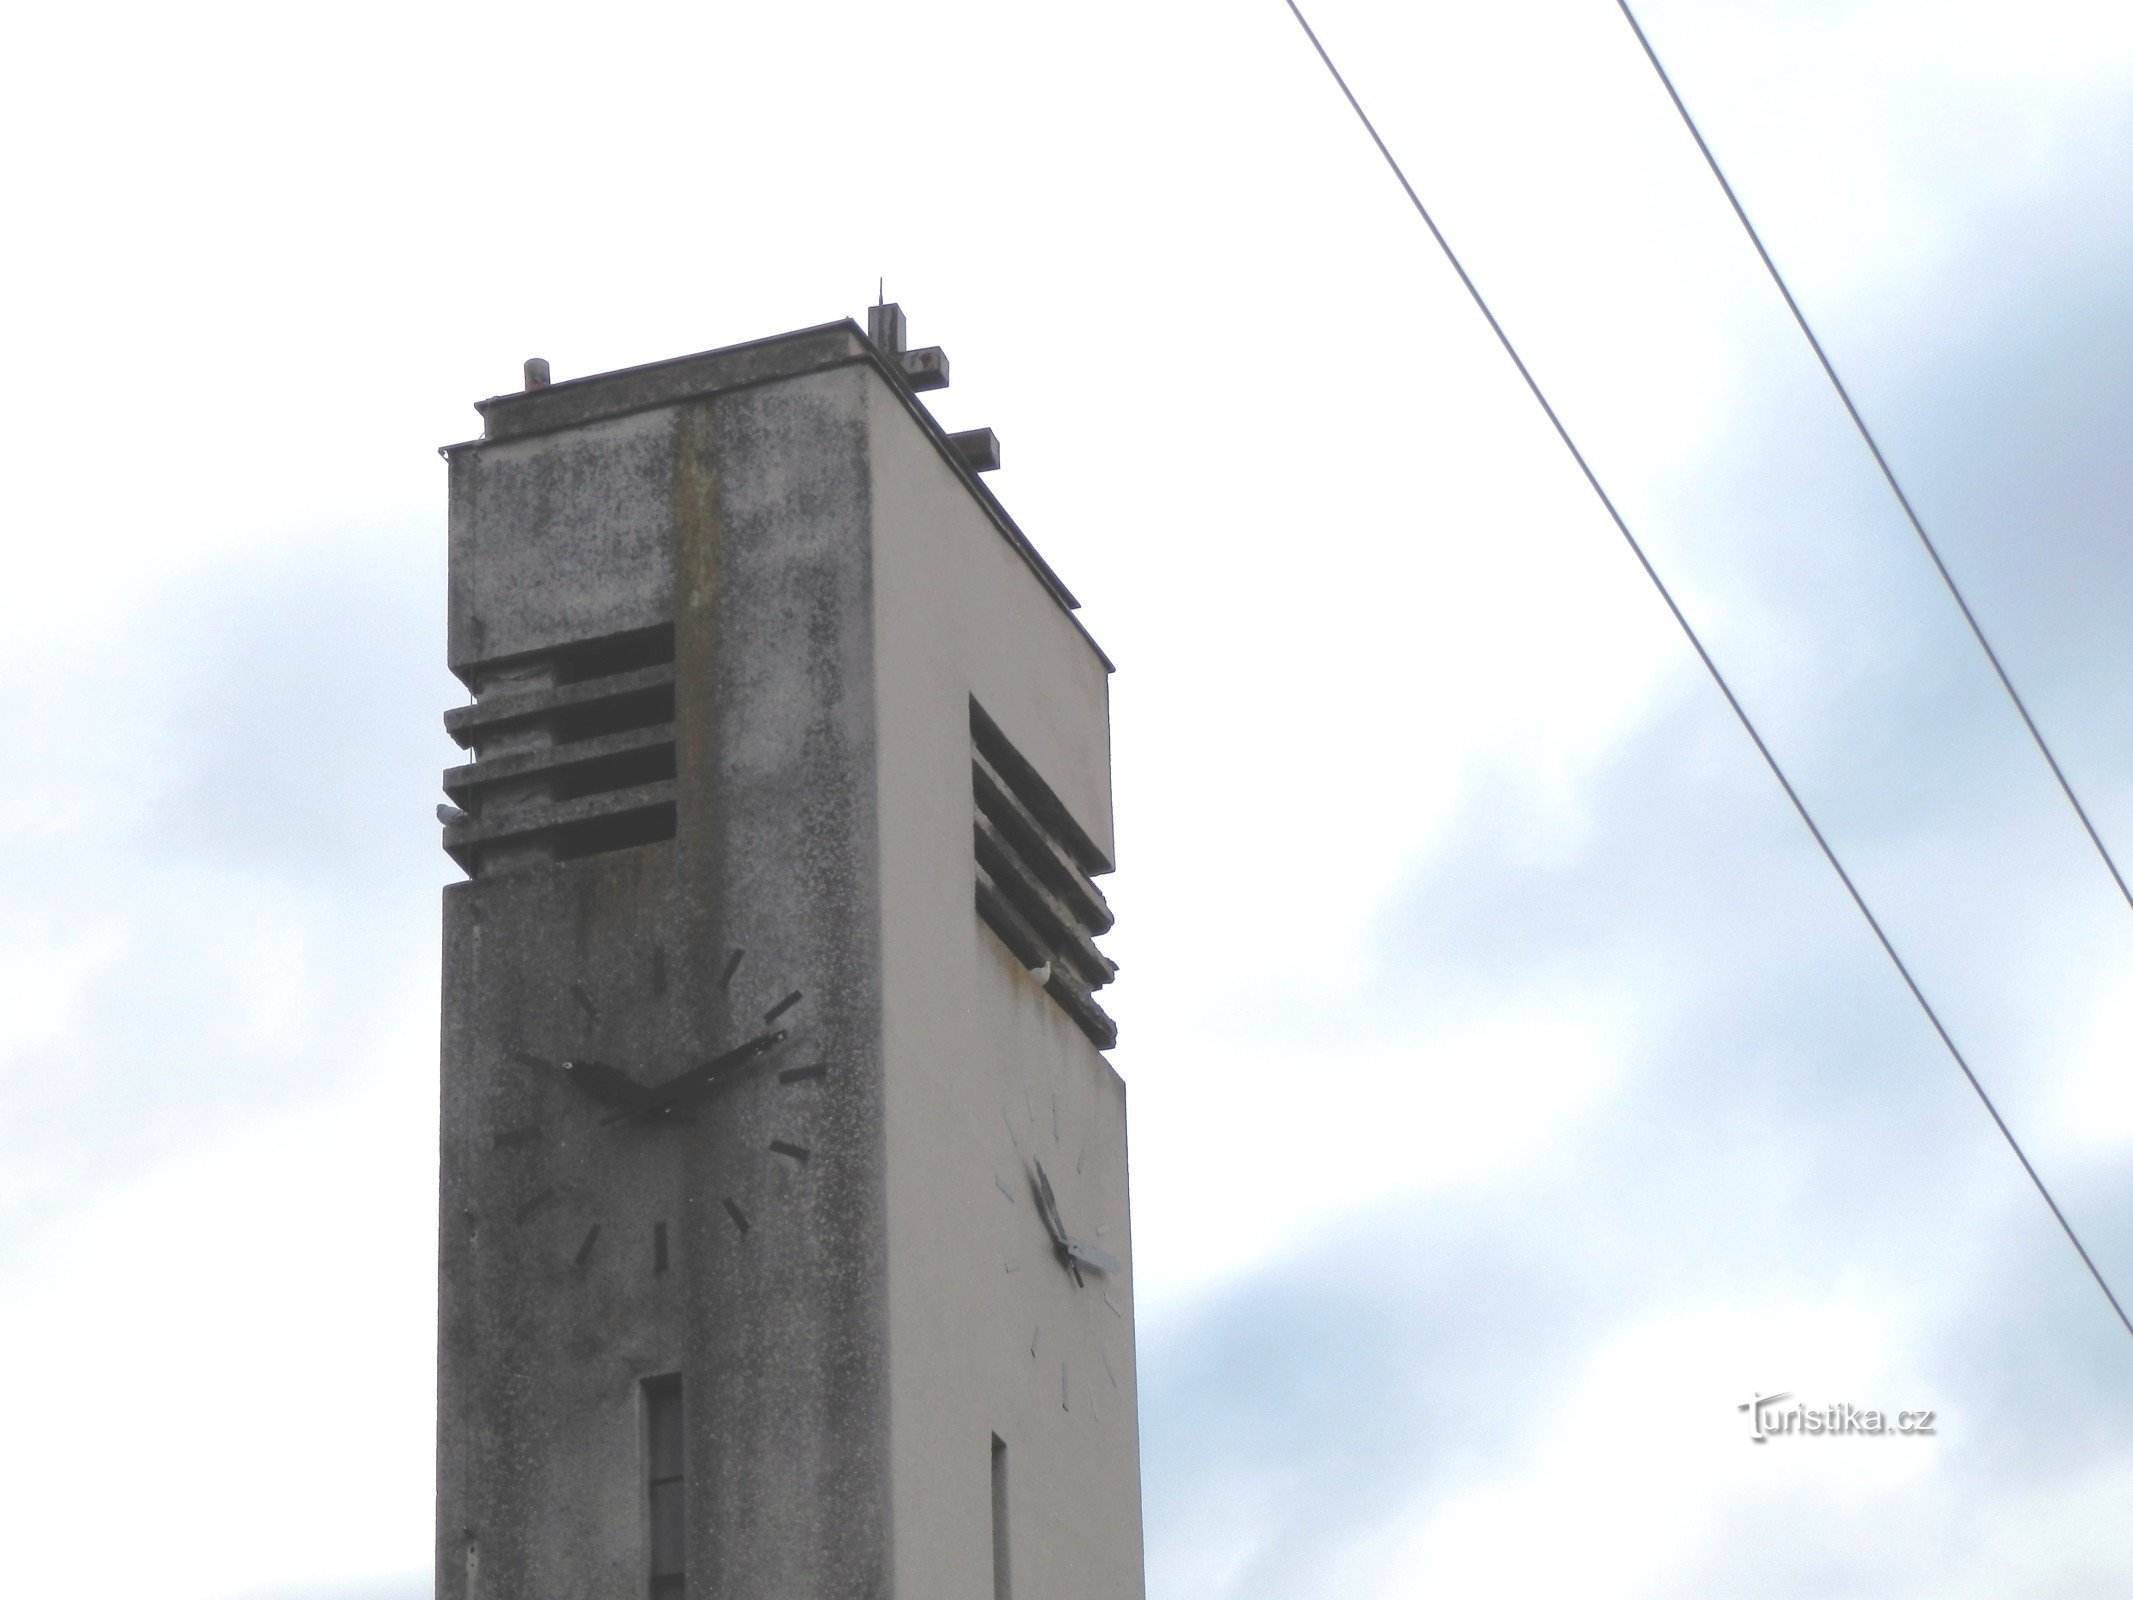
<box><xmin>1030</xmin><ymin>1159</ymin><xmax>1084</xmax><ymax>1287</ymax></box>
<box><xmin>559</xmin><ymin>1058</ymin><xmax>651</xmax><ymax>1109</ymax></box>
<box><xmin>600</xmin><ymin>1029</ymin><xmax>788</xmax><ymax>1126</ymax></box>
<box><xmin>1061</xmin><ymin>1236</ymin><xmax>1118</xmax><ymax>1276</ymax></box>
<box><xmin>1030</xmin><ymin>1159</ymin><xmax>1069</xmax><ymax>1245</ymax></box>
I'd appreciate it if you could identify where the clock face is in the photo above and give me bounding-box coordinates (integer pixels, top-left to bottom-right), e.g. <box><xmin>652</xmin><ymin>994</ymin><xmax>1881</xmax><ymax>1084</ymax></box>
<box><xmin>488</xmin><ymin>940</ymin><xmax>827</xmax><ymax>1276</ymax></box>
<box><xmin>995</xmin><ymin>1074</ymin><xmax>1128</xmax><ymax>1421</ymax></box>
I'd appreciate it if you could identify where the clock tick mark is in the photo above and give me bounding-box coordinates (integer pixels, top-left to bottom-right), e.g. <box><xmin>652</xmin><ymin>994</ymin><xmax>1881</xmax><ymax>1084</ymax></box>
<box><xmin>506</xmin><ymin>1048</ymin><xmax>553</xmax><ymax>1070</ymax></box>
<box><xmin>653</xmin><ymin>1222</ymin><xmax>669</xmax><ymax>1274</ymax></box>
<box><xmin>513</xmin><ymin>1187</ymin><xmax>557</xmax><ymax>1226</ymax></box>
<box><xmin>722</xmin><ymin>1198</ymin><xmax>751</xmax><ymax>1235</ymax></box>
<box><xmin>1103</xmin><ymin>1291</ymin><xmax>1123</xmax><ymax>1319</ymax></box>
<box><xmin>1005</xmin><ymin>1258</ymin><xmax>1021</xmax><ymax>1274</ymax></box>
<box><xmin>1030</xmin><ymin>1326</ymin><xmax>1040</xmax><ymax>1359</ymax></box>
<box><xmin>1077</xmin><ymin>1144</ymin><xmax>1086</xmax><ymax>1176</ymax></box>
<box><xmin>1102</xmin><ymin>1349</ymin><xmax>1118</xmax><ymax>1387</ymax></box>
<box><xmin>1051</xmin><ymin>1095</ymin><xmax>1060</xmax><ymax>1141</ymax></box>
<box><xmin>719</xmin><ymin>948</ymin><xmax>744</xmax><ymax>990</ymax></box>
<box><xmin>762</xmin><ymin>990</ymin><xmax>803</xmax><ymax>1025</ymax></box>
<box><xmin>994</xmin><ymin>1175</ymin><xmax>1017</xmax><ymax>1204</ymax></box>
<box><xmin>573</xmin><ymin>1225</ymin><xmax>602</xmax><ymax>1266</ymax></box>
<box><xmin>768</xmin><ymin>1139</ymin><xmax>811</xmax><ymax>1164</ymax></box>
<box><xmin>570</xmin><ymin>982</ymin><xmax>598</xmax><ymax>1019</ymax></box>
<box><xmin>492</xmin><ymin>1123</ymin><xmax>541</xmax><ymax>1149</ymax></box>
<box><xmin>1061</xmin><ymin>1363</ymin><xmax>1070</xmax><ymax>1411</ymax></box>
<box><xmin>778</xmin><ymin>1063</ymin><xmax>828</xmax><ymax>1084</ymax></box>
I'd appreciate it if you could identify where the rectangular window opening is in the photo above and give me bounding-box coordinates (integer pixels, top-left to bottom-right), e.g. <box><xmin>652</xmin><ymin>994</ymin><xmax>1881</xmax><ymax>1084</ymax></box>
<box><xmin>550</xmin><ymin>740</ymin><xmax>679</xmax><ymax>802</ymax></box>
<box><xmin>551</xmin><ymin>682</ymin><xmax>678</xmax><ymax>746</ymax></box>
<box><xmin>555</xmin><ymin>621</ymin><xmax>676</xmax><ymax>686</ymax></box>
<box><xmin>647</xmin><ymin>1374</ymin><xmax>686</xmax><ymax>1599</ymax></box>
<box><xmin>555</xmin><ymin>804</ymin><xmax>679</xmax><ymax>863</ymax></box>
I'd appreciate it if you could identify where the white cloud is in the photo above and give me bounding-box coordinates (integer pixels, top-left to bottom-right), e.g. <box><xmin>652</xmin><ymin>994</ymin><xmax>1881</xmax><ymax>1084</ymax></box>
<box><xmin>0</xmin><ymin>1019</ymin><xmax>435</xmax><ymax>1599</ymax></box>
<box><xmin>3</xmin><ymin>2</ymin><xmax>2130</xmax><ymax>1595</ymax></box>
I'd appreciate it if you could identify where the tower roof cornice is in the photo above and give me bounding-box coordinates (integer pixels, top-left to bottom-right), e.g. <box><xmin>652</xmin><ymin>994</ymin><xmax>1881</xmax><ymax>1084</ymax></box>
<box><xmin>441</xmin><ymin>318</ymin><xmax>1103</xmax><ymax>662</ymax></box>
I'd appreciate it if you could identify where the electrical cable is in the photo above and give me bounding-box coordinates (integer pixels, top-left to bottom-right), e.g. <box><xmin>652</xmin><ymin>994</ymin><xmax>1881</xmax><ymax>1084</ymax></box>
<box><xmin>1613</xmin><ymin>0</ymin><xmax>2133</xmax><ymax>918</ymax></box>
<box><xmin>1278</xmin><ymin>0</ymin><xmax>2133</xmax><ymax>1342</ymax></box>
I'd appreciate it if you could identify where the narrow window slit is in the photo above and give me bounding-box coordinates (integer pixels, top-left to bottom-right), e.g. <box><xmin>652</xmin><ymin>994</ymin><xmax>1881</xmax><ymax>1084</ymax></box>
<box><xmin>646</xmin><ymin>1375</ymin><xmax>685</xmax><ymax>1598</ymax></box>
<box><xmin>991</xmin><ymin>1434</ymin><xmax>1012</xmax><ymax>1600</ymax></box>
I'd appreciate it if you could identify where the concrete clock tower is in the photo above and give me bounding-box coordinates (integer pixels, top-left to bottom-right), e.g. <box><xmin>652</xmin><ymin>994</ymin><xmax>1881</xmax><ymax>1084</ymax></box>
<box><xmin>435</xmin><ymin>308</ymin><xmax>1141</xmax><ymax>1600</ymax></box>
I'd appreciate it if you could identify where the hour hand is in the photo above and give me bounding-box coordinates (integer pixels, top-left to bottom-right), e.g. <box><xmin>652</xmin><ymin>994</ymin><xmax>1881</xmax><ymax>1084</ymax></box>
<box><xmin>559</xmin><ymin>1058</ymin><xmax>650</xmax><ymax>1109</ymax></box>
<box><xmin>1061</xmin><ymin>1236</ymin><xmax>1117</xmax><ymax>1276</ymax></box>
<box><xmin>602</xmin><ymin>1029</ymin><xmax>786</xmax><ymax>1125</ymax></box>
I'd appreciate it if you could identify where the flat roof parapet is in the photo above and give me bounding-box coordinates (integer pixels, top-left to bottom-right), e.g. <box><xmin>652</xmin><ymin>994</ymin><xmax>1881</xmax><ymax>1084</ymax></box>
<box><xmin>444</xmin><ymin>318</ymin><xmax>1094</xmax><ymax>640</ymax></box>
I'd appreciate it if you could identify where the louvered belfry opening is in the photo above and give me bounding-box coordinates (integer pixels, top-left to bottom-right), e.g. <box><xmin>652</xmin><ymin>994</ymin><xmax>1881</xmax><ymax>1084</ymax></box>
<box><xmin>440</xmin><ymin>622</ymin><xmax>679</xmax><ymax>877</ymax></box>
<box><xmin>970</xmin><ymin>698</ymin><xmax>1118</xmax><ymax>1047</ymax></box>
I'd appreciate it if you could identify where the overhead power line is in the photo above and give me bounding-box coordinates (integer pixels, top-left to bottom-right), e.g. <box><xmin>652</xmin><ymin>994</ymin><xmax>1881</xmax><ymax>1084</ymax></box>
<box><xmin>1276</xmin><ymin>0</ymin><xmax>2133</xmax><ymax>1344</ymax></box>
<box><xmin>1613</xmin><ymin>0</ymin><xmax>2133</xmax><ymax>918</ymax></box>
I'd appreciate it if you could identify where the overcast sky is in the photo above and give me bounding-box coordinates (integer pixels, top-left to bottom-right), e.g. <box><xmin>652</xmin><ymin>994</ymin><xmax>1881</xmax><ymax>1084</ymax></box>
<box><xmin>4</xmin><ymin>1</ymin><xmax>2131</xmax><ymax>1595</ymax></box>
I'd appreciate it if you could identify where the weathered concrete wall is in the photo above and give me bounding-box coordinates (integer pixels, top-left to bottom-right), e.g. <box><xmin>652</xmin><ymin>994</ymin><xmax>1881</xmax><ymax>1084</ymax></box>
<box><xmin>438</xmin><ymin>322</ymin><xmax>1139</xmax><ymax>1600</ymax></box>
<box><xmin>440</xmin><ymin>360</ymin><xmax>892</xmax><ymax>1600</ymax></box>
<box><xmin>446</xmin><ymin>406</ymin><xmax>678</xmax><ymax>675</ymax></box>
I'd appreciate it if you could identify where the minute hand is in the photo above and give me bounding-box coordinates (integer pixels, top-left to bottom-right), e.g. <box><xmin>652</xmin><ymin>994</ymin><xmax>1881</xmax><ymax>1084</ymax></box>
<box><xmin>1030</xmin><ymin>1159</ymin><xmax>1071</xmax><ymax>1246</ymax></box>
<box><xmin>602</xmin><ymin>1030</ymin><xmax>786</xmax><ymax>1125</ymax></box>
